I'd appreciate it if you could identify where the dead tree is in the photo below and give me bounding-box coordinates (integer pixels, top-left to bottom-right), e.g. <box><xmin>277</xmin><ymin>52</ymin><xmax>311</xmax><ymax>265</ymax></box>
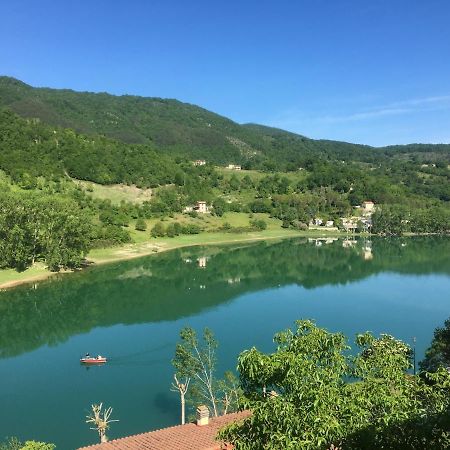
<box><xmin>86</xmin><ymin>403</ymin><xmax>119</xmax><ymax>443</ymax></box>
<box><xmin>171</xmin><ymin>374</ymin><xmax>190</xmax><ymax>424</ymax></box>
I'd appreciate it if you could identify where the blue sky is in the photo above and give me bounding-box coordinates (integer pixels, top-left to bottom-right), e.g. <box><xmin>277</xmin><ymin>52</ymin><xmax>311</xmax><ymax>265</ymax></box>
<box><xmin>1</xmin><ymin>0</ymin><xmax>450</xmax><ymax>146</ymax></box>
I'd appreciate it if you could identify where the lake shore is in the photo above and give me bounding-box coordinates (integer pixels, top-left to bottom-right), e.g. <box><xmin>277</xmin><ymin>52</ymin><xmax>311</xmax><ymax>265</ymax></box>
<box><xmin>0</xmin><ymin>228</ymin><xmax>343</xmax><ymax>291</ymax></box>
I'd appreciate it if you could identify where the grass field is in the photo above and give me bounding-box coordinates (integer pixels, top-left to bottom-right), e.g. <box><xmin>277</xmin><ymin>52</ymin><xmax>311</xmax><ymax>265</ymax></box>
<box><xmin>216</xmin><ymin>167</ymin><xmax>308</xmax><ymax>183</ymax></box>
<box><xmin>72</xmin><ymin>179</ymin><xmax>153</xmax><ymax>204</ymax></box>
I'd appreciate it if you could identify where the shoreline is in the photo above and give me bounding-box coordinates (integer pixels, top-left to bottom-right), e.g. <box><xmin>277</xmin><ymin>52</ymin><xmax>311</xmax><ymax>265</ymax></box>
<box><xmin>0</xmin><ymin>229</ymin><xmax>343</xmax><ymax>291</ymax></box>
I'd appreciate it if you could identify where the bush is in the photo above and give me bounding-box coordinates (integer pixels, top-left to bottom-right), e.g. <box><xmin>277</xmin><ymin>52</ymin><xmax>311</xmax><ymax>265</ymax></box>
<box><xmin>135</xmin><ymin>218</ymin><xmax>147</xmax><ymax>231</ymax></box>
<box><xmin>151</xmin><ymin>221</ymin><xmax>166</xmax><ymax>237</ymax></box>
<box><xmin>250</xmin><ymin>219</ymin><xmax>267</xmax><ymax>231</ymax></box>
<box><xmin>182</xmin><ymin>223</ymin><xmax>202</xmax><ymax>234</ymax></box>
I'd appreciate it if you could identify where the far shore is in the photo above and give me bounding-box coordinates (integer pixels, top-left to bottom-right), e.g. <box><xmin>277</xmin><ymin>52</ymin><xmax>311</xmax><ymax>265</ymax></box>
<box><xmin>0</xmin><ymin>229</ymin><xmax>345</xmax><ymax>291</ymax></box>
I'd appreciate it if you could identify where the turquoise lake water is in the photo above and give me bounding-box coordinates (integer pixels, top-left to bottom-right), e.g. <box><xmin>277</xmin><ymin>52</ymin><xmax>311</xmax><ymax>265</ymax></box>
<box><xmin>0</xmin><ymin>236</ymin><xmax>449</xmax><ymax>449</ymax></box>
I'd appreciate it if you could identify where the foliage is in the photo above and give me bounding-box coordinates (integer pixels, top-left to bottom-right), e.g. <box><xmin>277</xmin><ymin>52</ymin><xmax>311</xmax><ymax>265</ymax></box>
<box><xmin>0</xmin><ymin>439</ymin><xmax>55</xmax><ymax>450</ymax></box>
<box><xmin>219</xmin><ymin>320</ymin><xmax>450</xmax><ymax>449</ymax></box>
<box><xmin>0</xmin><ymin>191</ymin><xmax>92</xmax><ymax>271</ymax></box>
<box><xmin>420</xmin><ymin>318</ymin><xmax>450</xmax><ymax>373</ymax></box>
<box><xmin>135</xmin><ymin>218</ymin><xmax>147</xmax><ymax>231</ymax></box>
<box><xmin>250</xmin><ymin>219</ymin><xmax>267</xmax><ymax>231</ymax></box>
<box><xmin>173</xmin><ymin>327</ymin><xmax>241</xmax><ymax>418</ymax></box>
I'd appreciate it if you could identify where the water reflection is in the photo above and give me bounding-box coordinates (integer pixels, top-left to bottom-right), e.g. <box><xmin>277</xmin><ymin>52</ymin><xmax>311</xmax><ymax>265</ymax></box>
<box><xmin>0</xmin><ymin>236</ymin><xmax>449</xmax><ymax>359</ymax></box>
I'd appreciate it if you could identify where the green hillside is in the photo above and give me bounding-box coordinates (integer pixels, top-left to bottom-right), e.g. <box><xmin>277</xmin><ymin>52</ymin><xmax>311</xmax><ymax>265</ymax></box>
<box><xmin>0</xmin><ymin>76</ymin><xmax>448</xmax><ymax>276</ymax></box>
<box><xmin>5</xmin><ymin>76</ymin><xmax>448</xmax><ymax>169</ymax></box>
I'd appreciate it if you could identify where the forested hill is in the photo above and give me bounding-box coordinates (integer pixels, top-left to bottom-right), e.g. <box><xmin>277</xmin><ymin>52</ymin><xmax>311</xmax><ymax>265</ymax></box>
<box><xmin>2</xmin><ymin>75</ymin><xmax>449</xmax><ymax>168</ymax></box>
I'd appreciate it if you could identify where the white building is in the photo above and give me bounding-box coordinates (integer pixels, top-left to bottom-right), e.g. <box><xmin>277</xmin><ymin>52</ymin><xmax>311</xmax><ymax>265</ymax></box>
<box><xmin>361</xmin><ymin>201</ymin><xmax>375</xmax><ymax>215</ymax></box>
<box><xmin>196</xmin><ymin>201</ymin><xmax>208</xmax><ymax>214</ymax></box>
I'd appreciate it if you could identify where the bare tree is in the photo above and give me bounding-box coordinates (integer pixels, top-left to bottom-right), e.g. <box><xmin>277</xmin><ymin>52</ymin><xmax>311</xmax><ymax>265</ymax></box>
<box><xmin>171</xmin><ymin>374</ymin><xmax>190</xmax><ymax>424</ymax></box>
<box><xmin>173</xmin><ymin>327</ymin><xmax>219</xmax><ymax>417</ymax></box>
<box><xmin>86</xmin><ymin>403</ymin><xmax>119</xmax><ymax>443</ymax></box>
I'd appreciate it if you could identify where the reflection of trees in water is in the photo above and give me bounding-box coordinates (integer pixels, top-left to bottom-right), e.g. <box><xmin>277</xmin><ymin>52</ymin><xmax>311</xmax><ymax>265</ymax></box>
<box><xmin>0</xmin><ymin>236</ymin><xmax>448</xmax><ymax>359</ymax></box>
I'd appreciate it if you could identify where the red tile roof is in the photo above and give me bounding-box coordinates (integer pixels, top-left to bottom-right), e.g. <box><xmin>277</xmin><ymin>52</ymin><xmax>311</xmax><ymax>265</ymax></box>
<box><xmin>78</xmin><ymin>411</ymin><xmax>250</xmax><ymax>450</ymax></box>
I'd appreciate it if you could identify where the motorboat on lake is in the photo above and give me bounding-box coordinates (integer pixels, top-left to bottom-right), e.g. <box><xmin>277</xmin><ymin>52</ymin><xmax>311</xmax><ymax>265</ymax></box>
<box><xmin>80</xmin><ymin>354</ymin><xmax>107</xmax><ymax>365</ymax></box>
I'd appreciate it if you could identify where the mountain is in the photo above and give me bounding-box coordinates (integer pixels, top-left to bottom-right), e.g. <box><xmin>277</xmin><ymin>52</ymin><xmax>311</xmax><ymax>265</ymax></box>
<box><xmin>4</xmin><ymin>75</ymin><xmax>447</xmax><ymax>168</ymax></box>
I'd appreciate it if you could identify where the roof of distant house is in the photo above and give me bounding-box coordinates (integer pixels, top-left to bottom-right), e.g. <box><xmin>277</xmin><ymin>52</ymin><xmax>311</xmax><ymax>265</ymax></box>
<box><xmin>77</xmin><ymin>410</ymin><xmax>250</xmax><ymax>450</ymax></box>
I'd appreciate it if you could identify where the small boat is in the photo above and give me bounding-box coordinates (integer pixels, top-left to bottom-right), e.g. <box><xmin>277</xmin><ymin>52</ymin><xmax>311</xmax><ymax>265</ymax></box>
<box><xmin>80</xmin><ymin>355</ymin><xmax>107</xmax><ymax>365</ymax></box>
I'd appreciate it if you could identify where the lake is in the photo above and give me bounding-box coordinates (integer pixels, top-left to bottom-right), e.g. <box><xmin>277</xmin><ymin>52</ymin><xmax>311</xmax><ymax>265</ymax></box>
<box><xmin>0</xmin><ymin>236</ymin><xmax>449</xmax><ymax>449</ymax></box>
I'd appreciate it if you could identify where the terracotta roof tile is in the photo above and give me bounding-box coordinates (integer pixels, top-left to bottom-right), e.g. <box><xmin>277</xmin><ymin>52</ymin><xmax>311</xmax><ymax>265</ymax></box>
<box><xmin>78</xmin><ymin>410</ymin><xmax>250</xmax><ymax>450</ymax></box>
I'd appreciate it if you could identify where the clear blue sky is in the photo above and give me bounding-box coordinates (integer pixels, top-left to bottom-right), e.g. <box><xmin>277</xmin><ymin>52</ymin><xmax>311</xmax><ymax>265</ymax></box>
<box><xmin>1</xmin><ymin>0</ymin><xmax>450</xmax><ymax>146</ymax></box>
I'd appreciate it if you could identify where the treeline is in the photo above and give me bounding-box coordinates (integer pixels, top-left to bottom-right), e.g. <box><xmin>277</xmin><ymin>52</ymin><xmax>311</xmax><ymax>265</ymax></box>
<box><xmin>0</xmin><ymin>109</ymin><xmax>182</xmax><ymax>188</ymax></box>
<box><xmin>0</xmin><ymin>191</ymin><xmax>92</xmax><ymax>271</ymax></box>
<box><xmin>372</xmin><ymin>205</ymin><xmax>450</xmax><ymax>235</ymax></box>
<box><xmin>2</xmin><ymin>76</ymin><xmax>450</xmax><ymax>172</ymax></box>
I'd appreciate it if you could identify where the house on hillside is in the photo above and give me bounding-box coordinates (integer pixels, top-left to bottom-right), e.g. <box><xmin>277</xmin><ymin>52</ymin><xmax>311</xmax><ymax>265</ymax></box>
<box><xmin>341</xmin><ymin>218</ymin><xmax>358</xmax><ymax>233</ymax></box>
<box><xmin>226</xmin><ymin>164</ymin><xmax>242</xmax><ymax>170</ymax></box>
<box><xmin>361</xmin><ymin>201</ymin><xmax>375</xmax><ymax>215</ymax></box>
<box><xmin>195</xmin><ymin>201</ymin><xmax>208</xmax><ymax>214</ymax></box>
<box><xmin>193</xmin><ymin>159</ymin><xmax>206</xmax><ymax>166</ymax></box>
<box><xmin>183</xmin><ymin>201</ymin><xmax>209</xmax><ymax>214</ymax></box>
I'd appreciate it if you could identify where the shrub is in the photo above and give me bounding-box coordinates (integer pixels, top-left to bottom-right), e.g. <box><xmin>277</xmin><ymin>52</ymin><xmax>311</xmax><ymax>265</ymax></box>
<box><xmin>250</xmin><ymin>219</ymin><xmax>267</xmax><ymax>231</ymax></box>
<box><xmin>135</xmin><ymin>218</ymin><xmax>147</xmax><ymax>231</ymax></box>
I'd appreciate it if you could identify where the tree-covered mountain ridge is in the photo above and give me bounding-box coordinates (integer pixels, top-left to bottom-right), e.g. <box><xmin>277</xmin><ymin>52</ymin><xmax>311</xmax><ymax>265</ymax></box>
<box><xmin>1</xmin><ymin>75</ymin><xmax>449</xmax><ymax>167</ymax></box>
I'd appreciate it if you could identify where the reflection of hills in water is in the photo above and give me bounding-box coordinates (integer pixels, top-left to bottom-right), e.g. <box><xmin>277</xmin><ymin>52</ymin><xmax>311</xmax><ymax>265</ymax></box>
<box><xmin>0</xmin><ymin>237</ymin><xmax>449</xmax><ymax>358</ymax></box>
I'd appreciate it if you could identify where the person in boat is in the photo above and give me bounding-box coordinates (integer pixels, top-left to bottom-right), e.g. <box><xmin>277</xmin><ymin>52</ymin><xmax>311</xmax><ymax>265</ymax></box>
<box><xmin>85</xmin><ymin>353</ymin><xmax>90</xmax><ymax>358</ymax></box>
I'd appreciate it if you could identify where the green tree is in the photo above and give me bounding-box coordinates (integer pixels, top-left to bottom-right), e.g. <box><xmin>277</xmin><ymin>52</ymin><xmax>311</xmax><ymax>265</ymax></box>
<box><xmin>212</xmin><ymin>198</ymin><xmax>227</xmax><ymax>217</ymax></box>
<box><xmin>0</xmin><ymin>439</ymin><xmax>55</xmax><ymax>450</ymax></box>
<box><xmin>135</xmin><ymin>218</ymin><xmax>147</xmax><ymax>231</ymax></box>
<box><xmin>172</xmin><ymin>327</ymin><xmax>240</xmax><ymax>419</ymax></box>
<box><xmin>151</xmin><ymin>221</ymin><xmax>166</xmax><ymax>238</ymax></box>
<box><xmin>420</xmin><ymin>318</ymin><xmax>450</xmax><ymax>373</ymax></box>
<box><xmin>219</xmin><ymin>320</ymin><xmax>450</xmax><ymax>449</ymax></box>
<box><xmin>250</xmin><ymin>219</ymin><xmax>267</xmax><ymax>231</ymax></box>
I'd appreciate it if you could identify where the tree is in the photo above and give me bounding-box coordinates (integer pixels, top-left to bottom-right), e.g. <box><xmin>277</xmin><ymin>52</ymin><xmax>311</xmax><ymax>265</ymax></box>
<box><xmin>212</xmin><ymin>198</ymin><xmax>227</xmax><ymax>217</ymax></box>
<box><xmin>219</xmin><ymin>320</ymin><xmax>450</xmax><ymax>449</ymax></box>
<box><xmin>151</xmin><ymin>221</ymin><xmax>166</xmax><ymax>238</ymax></box>
<box><xmin>173</xmin><ymin>327</ymin><xmax>220</xmax><ymax>417</ymax></box>
<box><xmin>0</xmin><ymin>439</ymin><xmax>55</xmax><ymax>450</ymax></box>
<box><xmin>171</xmin><ymin>374</ymin><xmax>190</xmax><ymax>424</ymax></box>
<box><xmin>420</xmin><ymin>317</ymin><xmax>450</xmax><ymax>373</ymax></box>
<box><xmin>86</xmin><ymin>403</ymin><xmax>119</xmax><ymax>443</ymax></box>
<box><xmin>250</xmin><ymin>219</ymin><xmax>267</xmax><ymax>231</ymax></box>
<box><xmin>135</xmin><ymin>218</ymin><xmax>147</xmax><ymax>231</ymax></box>
<box><xmin>172</xmin><ymin>328</ymin><xmax>241</xmax><ymax>421</ymax></box>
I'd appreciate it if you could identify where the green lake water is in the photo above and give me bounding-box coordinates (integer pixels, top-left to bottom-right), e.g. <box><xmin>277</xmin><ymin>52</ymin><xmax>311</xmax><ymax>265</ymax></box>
<box><xmin>0</xmin><ymin>236</ymin><xmax>449</xmax><ymax>449</ymax></box>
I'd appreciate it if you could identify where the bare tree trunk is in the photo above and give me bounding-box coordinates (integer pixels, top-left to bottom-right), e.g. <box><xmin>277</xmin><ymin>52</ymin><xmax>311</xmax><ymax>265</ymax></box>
<box><xmin>181</xmin><ymin>391</ymin><xmax>186</xmax><ymax>425</ymax></box>
<box><xmin>172</xmin><ymin>375</ymin><xmax>190</xmax><ymax>425</ymax></box>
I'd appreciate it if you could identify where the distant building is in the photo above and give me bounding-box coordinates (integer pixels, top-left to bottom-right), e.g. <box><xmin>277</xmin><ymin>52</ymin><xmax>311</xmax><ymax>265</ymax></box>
<box><xmin>198</xmin><ymin>256</ymin><xmax>207</xmax><ymax>268</ymax></box>
<box><xmin>183</xmin><ymin>201</ymin><xmax>209</xmax><ymax>214</ymax></box>
<box><xmin>193</xmin><ymin>160</ymin><xmax>206</xmax><ymax>166</ymax></box>
<box><xmin>359</xmin><ymin>217</ymin><xmax>372</xmax><ymax>231</ymax></box>
<box><xmin>341</xmin><ymin>218</ymin><xmax>358</xmax><ymax>232</ymax></box>
<box><xmin>361</xmin><ymin>201</ymin><xmax>375</xmax><ymax>215</ymax></box>
<box><xmin>226</xmin><ymin>164</ymin><xmax>242</xmax><ymax>170</ymax></box>
<box><xmin>196</xmin><ymin>201</ymin><xmax>208</xmax><ymax>214</ymax></box>
<box><xmin>325</xmin><ymin>220</ymin><xmax>334</xmax><ymax>227</ymax></box>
